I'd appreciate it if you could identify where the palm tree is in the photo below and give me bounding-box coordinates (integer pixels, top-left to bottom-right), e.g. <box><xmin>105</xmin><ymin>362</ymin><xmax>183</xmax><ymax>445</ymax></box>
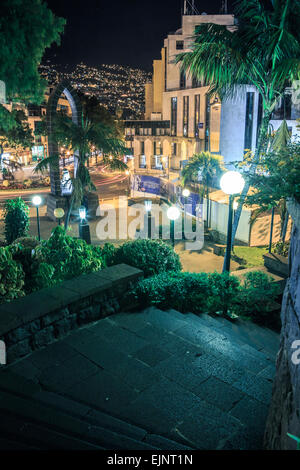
<box><xmin>35</xmin><ymin>112</ymin><xmax>128</xmax><ymax>229</ymax></box>
<box><xmin>181</xmin><ymin>152</ymin><xmax>225</xmax><ymax>227</ymax></box>
<box><xmin>177</xmin><ymin>0</ymin><xmax>300</xmax><ymax>243</ymax></box>
<box><xmin>243</xmin><ymin>119</ymin><xmax>292</xmax><ymax>244</ymax></box>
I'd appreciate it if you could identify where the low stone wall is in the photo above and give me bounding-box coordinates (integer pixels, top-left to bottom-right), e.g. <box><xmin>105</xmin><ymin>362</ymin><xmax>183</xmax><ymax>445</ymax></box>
<box><xmin>0</xmin><ymin>264</ymin><xmax>143</xmax><ymax>364</ymax></box>
<box><xmin>264</xmin><ymin>199</ymin><xmax>300</xmax><ymax>449</ymax></box>
<box><xmin>263</xmin><ymin>253</ymin><xmax>289</xmax><ymax>278</ymax></box>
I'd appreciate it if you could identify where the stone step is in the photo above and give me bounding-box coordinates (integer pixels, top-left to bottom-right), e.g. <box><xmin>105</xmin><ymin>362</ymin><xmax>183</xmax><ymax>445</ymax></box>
<box><xmin>180</xmin><ymin>312</ymin><xmax>278</xmax><ymax>360</ymax></box>
<box><xmin>0</xmin><ymin>388</ymin><xmax>158</xmax><ymax>450</ymax></box>
<box><xmin>211</xmin><ymin>315</ymin><xmax>280</xmax><ymax>357</ymax></box>
<box><xmin>0</xmin><ymin>369</ymin><xmax>191</xmax><ymax>450</ymax></box>
<box><xmin>0</xmin><ymin>410</ymin><xmax>103</xmax><ymax>450</ymax></box>
<box><xmin>145</xmin><ymin>308</ymin><xmax>278</xmax><ymax>366</ymax></box>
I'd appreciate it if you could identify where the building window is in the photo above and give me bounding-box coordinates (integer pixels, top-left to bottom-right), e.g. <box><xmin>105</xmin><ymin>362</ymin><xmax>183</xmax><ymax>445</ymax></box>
<box><xmin>139</xmin><ymin>155</ymin><xmax>146</xmax><ymax>168</ymax></box>
<box><xmin>194</xmin><ymin>95</ymin><xmax>201</xmax><ymax>138</ymax></box>
<box><xmin>171</xmin><ymin>97</ymin><xmax>177</xmax><ymax>136</ymax></box>
<box><xmin>180</xmin><ymin>70</ymin><xmax>186</xmax><ymax>90</ymax></box>
<box><xmin>183</xmin><ymin>96</ymin><xmax>189</xmax><ymax>137</ymax></box>
<box><xmin>176</xmin><ymin>41</ymin><xmax>184</xmax><ymax>50</ymax></box>
<box><xmin>171</xmin><ymin>142</ymin><xmax>177</xmax><ymax>156</ymax></box>
<box><xmin>192</xmin><ymin>76</ymin><xmax>201</xmax><ymax>88</ymax></box>
<box><xmin>141</xmin><ymin>141</ymin><xmax>145</xmax><ymax>155</ymax></box>
<box><xmin>154</xmin><ymin>141</ymin><xmax>162</xmax><ymax>155</ymax></box>
<box><xmin>272</xmin><ymin>93</ymin><xmax>292</xmax><ymax>120</ymax></box>
<box><xmin>244</xmin><ymin>92</ymin><xmax>254</xmax><ymax>151</ymax></box>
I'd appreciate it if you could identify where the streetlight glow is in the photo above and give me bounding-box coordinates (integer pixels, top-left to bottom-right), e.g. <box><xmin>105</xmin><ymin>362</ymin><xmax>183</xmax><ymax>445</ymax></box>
<box><xmin>220</xmin><ymin>171</ymin><xmax>245</xmax><ymax>195</ymax></box>
<box><xmin>79</xmin><ymin>206</ymin><xmax>86</xmax><ymax>220</ymax></box>
<box><xmin>167</xmin><ymin>206</ymin><xmax>180</xmax><ymax>221</ymax></box>
<box><xmin>182</xmin><ymin>189</ymin><xmax>190</xmax><ymax>198</ymax></box>
<box><xmin>144</xmin><ymin>200</ymin><xmax>152</xmax><ymax>212</ymax></box>
<box><xmin>32</xmin><ymin>195</ymin><xmax>42</xmax><ymax>206</ymax></box>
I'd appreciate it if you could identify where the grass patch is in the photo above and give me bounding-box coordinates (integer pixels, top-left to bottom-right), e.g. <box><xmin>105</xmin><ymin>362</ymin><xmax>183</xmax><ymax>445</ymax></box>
<box><xmin>233</xmin><ymin>246</ymin><xmax>268</xmax><ymax>268</ymax></box>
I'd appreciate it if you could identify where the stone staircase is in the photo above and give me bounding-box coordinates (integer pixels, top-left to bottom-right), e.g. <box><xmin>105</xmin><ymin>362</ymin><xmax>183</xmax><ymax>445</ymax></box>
<box><xmin>0</xmin><ymin>307</ymin><xmax>280</xmax><ymax>450</ymax></box>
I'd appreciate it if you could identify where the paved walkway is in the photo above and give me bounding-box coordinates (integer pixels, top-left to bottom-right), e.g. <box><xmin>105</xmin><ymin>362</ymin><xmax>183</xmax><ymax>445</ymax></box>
<box><xmin>2</xmin><ymin>307</ymin><xmax>279</xmax><ymax>449</ymax></box>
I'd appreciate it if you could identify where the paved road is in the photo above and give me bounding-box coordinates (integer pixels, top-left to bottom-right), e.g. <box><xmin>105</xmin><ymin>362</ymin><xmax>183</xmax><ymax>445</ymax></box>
<box><xmin>0</xmin><ymin>165</ymin><xmax>129</xmax><ymax>205</ymax></box>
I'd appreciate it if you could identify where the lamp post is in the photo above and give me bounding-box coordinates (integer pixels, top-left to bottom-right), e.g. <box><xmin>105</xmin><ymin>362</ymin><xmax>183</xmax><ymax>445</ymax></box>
<box><xmin>54</xmin><ymin>207</ymin><xmax>65</xmax><ymax>226</ymax></box>
<box><xmin>269</xmin><ymin>206</ymin><xmax>275</xmax><ymax>254</ymax></box>
<box><xmin>167</xmin><ymin>206</ymin><xmax>181</xmax><ymax>248</ymax></box>
<box><xmin>182</xmin><ymin>188</ymin><xmax>190</xmax><ymax>206</ymax></box>
<box><xmin>220</xmin><ymin>171</ymin><xmax>245</xmax><ymax>273</ymax></box>
<box><xmin>145</xmin><ymin>199</ymin><xmax>152</xmax><ymax>239</ymax></box>
<box><xmin>79</xmin><ymin>206</ymin><xmax>91</xmax><ymax>244</ymax></box>
<box><xmin>32</xmin><ymin>195</ymin><xmax>42</xmax><ymax>241</ymax></box>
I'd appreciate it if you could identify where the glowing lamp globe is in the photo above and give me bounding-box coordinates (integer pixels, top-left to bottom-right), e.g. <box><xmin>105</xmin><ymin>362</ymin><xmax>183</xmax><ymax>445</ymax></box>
<box><xmin>79</xmin><ymin>206</ymin><xmax>87</xmax><ymax>220</ymax></box>
<box><xmin>144</xmin><ymin>200</ymin><xmax>152</xmax><ymax>212</ymax></box>
<box><xmin>167</xmin><ymin>206</ymin><xmax>180</xmax><ymax>221</ymax></box>
<box><xmin>182</xmin><ymin>189</ymin><xmax>190</xmax><ymax>198</ymax></box>
<box><xmin>220</xmin><ymin>171</ymin><xmax>245</xmax><ymax>195</ymax></box>
<box><xmin>54</xmin><ymin>208</ymin><xmax>65</xmax><ymax>219</ymax></box>
<box><xmin>32</xmin><ymin>195</ymin><xmax>42</xmax><ymax>206</ymax></box>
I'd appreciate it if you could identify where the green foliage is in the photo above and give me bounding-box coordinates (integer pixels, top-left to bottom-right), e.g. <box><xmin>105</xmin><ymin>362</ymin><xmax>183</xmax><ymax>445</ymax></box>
<box><xmin>128</xmin><ymin>272</ymin><xmax>210</xmax><ymax>313</ymax></box>
<box><xmin>176</xmin><ymin>0</ymin><xmax>300</xmax><ymax>114</ymax></box>
<box><xmin>9</xmin><ymin>243</ymin><xmax>55</xmax><ymax>293</ymax></box>
<box><xmin>235</xmin><ymin>271</ymin><xmax>280</xmax><ymax>324</ymax></box>
<box><xmin>0</xmin><ymin>110</ymin><xmax>33</xmax><ymax>156</ymax></box>
<box><xmin>207</xmin><ymin>271</ymin><xmax>240</xmax><ymax>315</ymax></box>
<box><xmin>93</xmin><ymin>243</ymin><xmax>117</xmax><ymax>268</ymax></box>
<box><xmin>4</xmin><ymin>198</ymin><xmax>29</xmax><ymax>244</ymax></box>
<box><xmin>0</xmin><ymin>0</ymin><xmax>65</xmax><ymax>103</ymax></box>
<box><xmin>36</xmin><ymin>226</ymin><xmax>102</xmax><ymax>282</ymax></box>
<box><xmin>0</xmin><ymin>247</ymin><xmax>25</xmax><ymax>303</ymax></box>
<box><xmin>115</xmin><ymin>239</ymin><xmax>182</xmax><ymax>277</ymax></box>
<box><xmin>245</xmin><ymin>142</ymin><xmax>300</xmax><ymax>206</ymax></box>
<box><xmin>34</xmin><ymin>113</ymin><xmax>128</xmax><ymax>228</ymax></box>
<box><xmin>128</xmin><ymin>271</ymin><xmax>240</xmax><ymax>315</ymax></box>
<box><xmin>272</xmin><ymin>240</ymin><xmax>290</xmax><ymax>257</ymax></box>
<box><xmin>181</xmin><ymin>152</ymin><xmax>225</xmax><ymax>197</ymax></box>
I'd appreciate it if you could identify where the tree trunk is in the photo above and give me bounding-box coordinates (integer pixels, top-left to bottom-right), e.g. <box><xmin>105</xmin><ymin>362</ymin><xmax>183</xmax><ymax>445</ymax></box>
<box><xmin>231</xmin><ymin>109</ymin><xmax>272</xmax><ymax>247</ymax></box>
<box><xmin>64</xmin><ymin>195</ymin><xmax>74</xmax><ymax>230</ymax></box>
<box><xmin>281</xmin><ymin>211</ymin><xmax>289</xmax><ymax>243</ymax></box>
<box><xmin>206</xmin><ymin>187</ymin><xmax>210</xmax><ymax>229</ymax></box>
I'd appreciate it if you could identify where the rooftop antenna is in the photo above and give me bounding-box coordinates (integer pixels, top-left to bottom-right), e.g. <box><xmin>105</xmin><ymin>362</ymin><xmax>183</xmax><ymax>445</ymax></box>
<box><xmin>221</xmin><ymin>0</ymin><xmax>228</xmax><ymax>14</ymax></box>
<box><xmin>184</xmin><ymin>0</ymin><xmax>199</xmax><ymax>15</ymax></box>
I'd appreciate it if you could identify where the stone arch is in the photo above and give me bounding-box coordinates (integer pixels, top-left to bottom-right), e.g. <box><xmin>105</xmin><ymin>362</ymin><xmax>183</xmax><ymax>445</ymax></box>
<box><xmin>46</xmin><ymin>80</ymin><xmax>82</xmax><ymax>196</ymax></box>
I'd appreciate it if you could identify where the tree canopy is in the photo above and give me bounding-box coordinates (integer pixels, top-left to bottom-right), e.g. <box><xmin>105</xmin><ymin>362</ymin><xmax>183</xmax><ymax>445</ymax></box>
<box><xmin>0</xmin><ymin>0</ymin><xmax>65</xmax><ymax>131</ymax></box>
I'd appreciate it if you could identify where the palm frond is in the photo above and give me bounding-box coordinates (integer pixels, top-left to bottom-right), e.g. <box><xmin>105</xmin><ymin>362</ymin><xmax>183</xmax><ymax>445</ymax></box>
<box><xmin>34</xmin><ymin>154</ymin><xmax>59</xmax><ymax>174</ymax></box>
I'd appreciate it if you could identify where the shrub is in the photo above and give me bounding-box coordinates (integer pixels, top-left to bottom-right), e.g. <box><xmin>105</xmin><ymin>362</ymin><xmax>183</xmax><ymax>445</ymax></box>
<box><xmin>93</xmin><ymin>243</ymin><xmax>117</xmax><ymax>268</ymax></box>
<box><xmin>4</xmin><ymin>198</ymin><xmax>29</xmax><ymax>244</ymax></box>
<box><xmin>9</xmin><ymin>242</ymin><xmax>55</xmax><ymax>293</ymax></box>
<box><xmin>12</xmin><ymin>237</ymin><xmax>40</xmax><ymax>249</ymax></box>
<box><xmin>206</xmin><ymin>272</ymin><xmax>241</xmax><ymax>315</ymax></box>
<box><xmin>36</xmin><ymin>226</ymin><xmax>103</xmax><ymax>282</ymax></box>
<box><xmin>129</xmin><ymin>271</ymin><xmax>214</xmax><ymax>314</ymax></box>
<box><xmin>235</xmin><ymin>271</ymin><xmax>280</xmax><ymax>324</ymax></box>
<box><xmin>115</xmin><ymin>239</ymin><xmax>182</xmax><ymax>277</ymax></box>
<box><xmin>272</xmin><ymin>240</ymin><xmax>290</xmax><ymax>257</ymax></box>
<box><xmin>0</xmin><ymin>247</ymin><xmax>25</xmax><ymax>303</ymax></box>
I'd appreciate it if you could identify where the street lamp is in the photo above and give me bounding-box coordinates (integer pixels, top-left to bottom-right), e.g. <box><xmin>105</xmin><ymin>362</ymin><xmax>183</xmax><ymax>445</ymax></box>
<box><xmin>220</xmin><ymin>171</ymin><xmax>245</xmax><ymax>272</ymax></box>
<box><xmin>79</xmin><ymin>206</ymin><xmax>91</xmax><ymax>244</ymax></box>
<box><xmin>32</xmin><ymin>195</ymin><xmax>42</xmax><ymax>241</ymax></box>
<box><xmin>54</xmin><ymin>207</ymin><xmax>65</xmax><ymax>226</ymax></box>
<box><xmin>145</xmin><ymin>200</ymin><xmax>152</xmax><ymax>239</ymax></box>
<box><xmin>167</xmin><ymin>205</ymin><xmax>181</xmax><ymax>248</ymax></box>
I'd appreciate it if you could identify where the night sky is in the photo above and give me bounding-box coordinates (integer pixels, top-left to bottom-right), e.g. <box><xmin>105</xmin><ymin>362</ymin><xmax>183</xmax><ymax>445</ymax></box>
<box><xmin>45</xmin><ymin>0</ymin><xmax>234</xmax><ymax>71</ymax></box>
